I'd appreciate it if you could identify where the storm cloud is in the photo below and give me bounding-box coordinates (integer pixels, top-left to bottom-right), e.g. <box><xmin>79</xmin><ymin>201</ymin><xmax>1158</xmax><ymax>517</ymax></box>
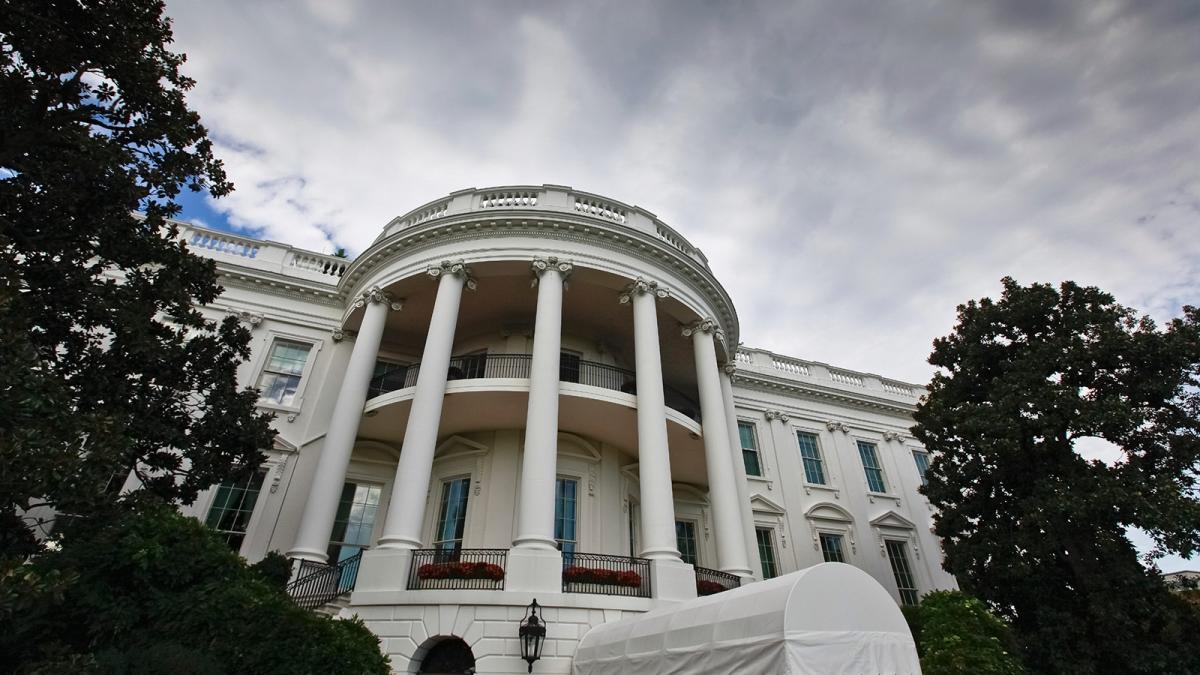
<box><xmin>167</xmin><ymin>0</ymin><xmax>1200</xmax><ymax>386</ymax></box>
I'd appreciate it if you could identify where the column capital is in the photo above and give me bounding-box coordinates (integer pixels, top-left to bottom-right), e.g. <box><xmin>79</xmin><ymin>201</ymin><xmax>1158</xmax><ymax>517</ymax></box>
<box><xmin>353</xmin><ymin>285</ymin><xmax>404</xmax><ymax>311</ymax></box>
<box><xmin>225</xmin><ymin>308</ymin><xmax>264</xmax><ymax>328</ymax></box>
<box><xmin>681</xmin><ymin>317</ymin><xmax>722</xmax><ymax>339</ymax></box>
<box><xmin>826</xmin><ymin>420</ymin><xmax>849</xmax><ymax>433</ymax></box>
<box><xmin>618</xmin><ymin>276</ymin><xmax>670</xmax><ymax>304</ymax></box>
<box><xmin>765</xmin><ymin>409</ymin><xmax>790</xmax><ymax>423</ymax></box>
<box><xmin>427</xmin><ymin>259</ymin><xmax>478</xmax><ymax>290</ymax></box>
<box><xmin>721</xmin><ymin>362</ymin><xmax>738</xmax><ymax>377</ymax></box>
<box><xmin>331</xmin><ymin>328</ymin><xmax>357</xmax><ymax>342</ymax></box>
<box><xmin>882</xmin><ymin>431</ymin><xmax>905</xmax><ymax>443</ymax></box>
<box><xmin>531</xmin><ymin>256</ymin><xmax>574</xmax><ymax>285</ymax></box>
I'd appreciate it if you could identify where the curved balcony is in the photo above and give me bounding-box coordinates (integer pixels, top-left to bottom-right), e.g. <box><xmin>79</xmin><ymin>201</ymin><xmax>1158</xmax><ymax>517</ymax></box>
<box><xmin>367</xmin><ymin>353</ymin><xmax>701</xmax><ymax>423</ymax></box>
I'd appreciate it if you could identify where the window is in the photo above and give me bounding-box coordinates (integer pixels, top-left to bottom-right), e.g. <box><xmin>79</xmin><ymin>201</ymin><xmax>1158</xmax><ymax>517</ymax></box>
<box><xmin>756</xmin><ymin>527</ymin><xmax>778</xmax><ymax>579</ymax></box>
<box><xmin>796</xmin><ymin>431</ymin><xmax>826</xmax><ymax>485</ymax></box>
<box><xmin>559</xmin><ymin>350</ymin><xmax>582</xmax><ymax>384</ymax></box>
<box><xmin>205</xmin><ymin>470</ymin><xmax>266</xmax><ymax>551</ymax></box>
<box><xmin>739</xmin><ymin>421</ymin><xmax>762</xmax><ymax>476</ymax></box>
<box><xmin>912</xmin><ymin>451</ymin><xmax>931</xmax><ymax>487</ymax></box>
<box><xmin>555</xmin><ymin>478</ymin><xmax>578</xmax><ymax>555</ymax></box>
<box><xmin>627</xmin><ymin>503</ymin><xmax>638</xmax><ymax>557</ymax></box>
<box><xmin>434</xmin><ymin>477</ymin><xmax>470</xmax><ymax>552</ymax></box>
<box><xmin>819</xmin><ymin>532</ymin><xmax>845</xmax><ymax>563</ymax></box>
<box><xmin>675</xmin><ymin>521</ymin><xmax>699</xmax><ymax>565</ymax></box>
<box><xmin>369</xmin><ymin>360</ymin><xmax>409</xmax><ymax>398</ymax></box>
<box><xmin>327</xmin><ymin>482</ymin><xmax>382</xmax><ymax>563</ymax></box>
<box><xmin>885</xmin><ymin>540</ymin><xmax>919</xmax><ymax>605</ymax></box>
<box><xmin>257</xmin><ymin>339</ymin><xmax>312</xmax><ymax>406</ymax></box>
<box><xmin>857</xmin><ymin>441</ymin><xmax>887</xmax><ymax>493</ymax></box>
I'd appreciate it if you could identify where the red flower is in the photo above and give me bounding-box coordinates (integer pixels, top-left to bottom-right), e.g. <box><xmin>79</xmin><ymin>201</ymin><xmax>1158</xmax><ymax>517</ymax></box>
<box><xmin>563</xmin><ymin>566</ymin><xmax>642</xmax><ymax>587</ymax></box>
<box><xmin>417</xmin><ymin>561</ymin><xmax>506</xmax><ymax>581</ymax></box>
<box><xmin>696</xmin><ymin>579</ymin><xmax>729</xmax><ymax>595</ymax></box>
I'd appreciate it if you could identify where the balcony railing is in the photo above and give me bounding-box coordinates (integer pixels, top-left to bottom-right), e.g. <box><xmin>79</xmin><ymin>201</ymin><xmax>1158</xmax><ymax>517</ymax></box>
<box><xmin>694</xmin><ymin>565</ymin><xmax>740</xmax><ymax>596</ymax></box>
<box><xmin>287</xmin><ymin>550</ymin><xmax>363</xmax><ymax>611</ymax></box>
<box><xmin>562</xmin><ymin>552</ymin><xmax>652</xmax><ymax>598</ymax></box>
<box><xmin>407</xmin><ymin>548</ymin><xmax>508</xmax><ymax>590</ymax></box>
<box><xmin>367</xmin><ymin>353</ymin><xmax>701</xmax><ymax>422</ymax></box>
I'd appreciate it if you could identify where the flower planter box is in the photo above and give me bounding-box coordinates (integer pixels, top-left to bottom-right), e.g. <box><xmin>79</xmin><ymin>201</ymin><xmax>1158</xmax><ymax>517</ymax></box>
<box><xmin>417</xmin><ymin>561</ymin><xmax>505</xmax><ymax>581</ymax></box>
<box><xmin>562</xmin><ymin>565</ymin><xmax>642</xmax><ymax>588</ymax></box>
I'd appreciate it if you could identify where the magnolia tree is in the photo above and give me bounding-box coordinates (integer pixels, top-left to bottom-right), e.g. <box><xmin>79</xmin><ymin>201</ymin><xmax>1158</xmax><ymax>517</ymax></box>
<box><xmin>0</xmin><ymin>0</ymin><xmax>275</xmax><ymax>557</ymax></box>
<box><xmin>914</xmin><ymin>278</ymin><xmax>1200</xmax><ymax>674</ymax></box>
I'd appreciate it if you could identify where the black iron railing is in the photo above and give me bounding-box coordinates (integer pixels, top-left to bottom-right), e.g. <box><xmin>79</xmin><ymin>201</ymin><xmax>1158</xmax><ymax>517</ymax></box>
<box><xmin>562</xmin><ymin>552</ymin><xmax>652</xmax><ymax>598</ymax></box>
<box><xmin>366</xmin><ymin>353</ymin><xmax>701</xmax><ymax>422</ymax></box>
<box><xmin>287</xmin><ymin>551</ymin><xmax>363</xmax><ymax>611</ymax></box>
<box><xmin>407</xmin><ymin>548</ymin><xmax>508</xmax><ymax>590</ymax></box>
<box><xmin>695</xmin><ymin>566</ymin><xmax>741</xmax><ymax>596</ymax></box>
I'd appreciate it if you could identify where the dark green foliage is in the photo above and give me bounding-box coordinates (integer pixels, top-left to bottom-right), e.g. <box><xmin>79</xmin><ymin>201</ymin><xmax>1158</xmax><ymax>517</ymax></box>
<box><xmin>0</xmin><ymin>0</ymin><xmax>275</xmax><ymax>556</ymax></box>
<box><xmin>913</xmin><ymin>278</ymin><xmax>1200</xmax><ymax>674</ymax></box>
<box><xmin>1</xmin><ymin>506</ymin><xmax>390</xmax><ymax>674</ymax></box>
<box><xmin>251</xmin><ymin>549</ymin><xmax>293</xmax><ymax>591</ymax></box>
<box><xmin>907</xmin><ymin>591</ymin><xmax>1025</xmax><ymax>675</ymax></box>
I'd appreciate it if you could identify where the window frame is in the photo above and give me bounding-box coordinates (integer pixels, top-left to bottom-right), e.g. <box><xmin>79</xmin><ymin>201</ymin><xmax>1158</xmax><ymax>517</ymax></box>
<box><xmin>738</xmin><ymin>420</ymin><xmax>764</xmax><ymax>477</ymax></box>
<box><xmin>818</xmin><ymin>531</ymin><xmax>846</xmax><ymax>563</ymax></box>
<box><xmin>912</xmin><ymin>450</ymin><xmax>931</xmax><ymax>488</ymax></box>
<box><xmin>675</xmin><ymin>519</ymin><xmax>700</xmax><ymax>566</ymax></box>
<box><xmin>253</xmin><ymin>333</ymin><xmax>321</xmax><ymax>413</ymax></box>
<box><xmin>554</xmin><ymin>476</ymin><xmax>580</xmax><ymax>555</ymax></box>
<box><xmin>856</xmin><ymin>440</ymin><xmax>889</xmax><ymax>494</ymax></box>
<box><xmin>755</xmin><ymin>526</ymin><xmax>779</xmax><ymax>579</ymax></box>
<box><xmin>795</xmin><ymin>430</ymin><xmax>827</xmax><ymax>486</ymax></box>
<box><xmin>204</xmin><ymin>469</ymin><xmax>268</xmax><ymax>554</ymax></box>
<box><xmin>327</xmin><ymin>481</ymin><xmax>384</xmax><ymax>563</ymax></box>
<box><xmin>884</xmin><ymin>539</ymin><xmax>920</xmax><ymax>606</ymax></box>
<box><xmin>432</xmin><ymin>475</ymin><xmax>472</xmax><ymax>552</ymax></box>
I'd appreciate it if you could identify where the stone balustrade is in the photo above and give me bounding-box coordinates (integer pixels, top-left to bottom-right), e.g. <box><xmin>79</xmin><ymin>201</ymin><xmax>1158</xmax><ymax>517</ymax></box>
<box><xmin>380</xmin><ymin>185</ymin><xmax>710</xmax><ymax>267</ymax></box>
<box><xmin>179</xmin><ymin>223</ymin><xmax>348</xmax><ymax>284</ymax></box>
<box><xmin>734</xmin><ymin>347</ymin><xmax>924</xmax><ymax>399</ymax></box>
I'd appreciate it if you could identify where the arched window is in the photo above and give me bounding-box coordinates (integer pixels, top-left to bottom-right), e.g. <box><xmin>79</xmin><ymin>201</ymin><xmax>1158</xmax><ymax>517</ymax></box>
<box><xmin>419</xmin><ymin>637</ymin><xmax>475</xmax><ymax>674</ymax></box>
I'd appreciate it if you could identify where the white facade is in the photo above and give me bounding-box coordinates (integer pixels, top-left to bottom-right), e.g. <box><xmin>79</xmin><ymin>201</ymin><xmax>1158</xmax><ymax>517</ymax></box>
<box><xmin>180</xmin><ymin>185</ymin><xmax>956</xmax><ymax>673</ymax></box>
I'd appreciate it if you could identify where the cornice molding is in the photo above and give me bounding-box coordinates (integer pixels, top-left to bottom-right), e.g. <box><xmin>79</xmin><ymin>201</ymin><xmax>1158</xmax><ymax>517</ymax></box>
<box><xmin>340</xmin><ymin>212</ymin><xmax>740</xmax><ymax>348</ymax></box>
<box><xmin>731</xmin><ymin>369</ymin><xmax>918</xmax><ymax>418</ymax></box>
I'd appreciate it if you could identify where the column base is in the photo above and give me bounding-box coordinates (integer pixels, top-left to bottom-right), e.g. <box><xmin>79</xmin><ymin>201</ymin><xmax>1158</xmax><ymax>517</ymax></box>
<box><xmin>505</xmin><ymin>546</ymin><xmax>564</xmax><ymax>594</ymax></box>
<box><xmin>650</xmin><ymin>558</ymin><xmax>699</xmax><ymax>602</ymax></box>
<box><xmin>354</xmin><ymin>548</ymin><xmax>414</xmax><ymax>594</ymax></box>
<box><xmin>286</xmin><ymin>546</ymin><xmax>329</xmax><ymax>564</ymax></box>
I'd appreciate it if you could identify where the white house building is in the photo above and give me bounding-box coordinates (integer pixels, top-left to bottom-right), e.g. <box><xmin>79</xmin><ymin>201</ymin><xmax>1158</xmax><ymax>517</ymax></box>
<box><xmin>178</xmin><ymin>185</ymin><xmax>956</xmax><ymax>673</ymax></box>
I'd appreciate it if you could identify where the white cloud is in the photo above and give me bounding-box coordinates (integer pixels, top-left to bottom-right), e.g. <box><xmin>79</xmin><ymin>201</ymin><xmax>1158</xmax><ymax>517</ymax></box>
<box><xmin>165</xmin><ymin>0</ymin><xmax>1200</xmax><ymax>386</ymax></box>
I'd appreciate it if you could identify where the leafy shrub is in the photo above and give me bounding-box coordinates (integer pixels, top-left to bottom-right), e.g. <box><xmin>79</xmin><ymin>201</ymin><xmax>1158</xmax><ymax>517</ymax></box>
<box><xmin>0</xmin><ymin>505</ymin><xmax>389</xmax><ymax>674</ymax></box>
<box><xmin>251</xmin><ymin>550</ymin><xmax>294</xmax><ymax>591</ymax></box>
<box><xmin>905</xmin><ymin>591</ymin><xmax>1025</xmax><ymax>675</ymax></box>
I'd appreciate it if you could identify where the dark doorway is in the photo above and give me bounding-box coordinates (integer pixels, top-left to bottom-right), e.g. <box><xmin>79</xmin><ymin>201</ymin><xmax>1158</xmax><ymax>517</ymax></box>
<box><xmin>420</xmin><ymin>637</ymin><xmax>475</xmax><ymax>674</ymax></box>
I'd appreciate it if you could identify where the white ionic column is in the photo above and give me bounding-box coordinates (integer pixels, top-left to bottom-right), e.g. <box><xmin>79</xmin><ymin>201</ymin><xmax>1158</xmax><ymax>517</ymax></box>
<box><xmin>621</xmin><ymin>278</ymin><xmax>696</xmax><ymax>601</ymax></box>
<box><xmin>720</xmin><ymin>363</ymin><xmax>763</xmax><ymax>580</ymax></box>
<box><xmin>685</xmin><ymin>320</ymin><xmax>752</xmax><ymax>577</ymax></box>
<box><xmin>507</xmin><ymin>258</ymin><xmax>573</xmax><ymax>594</ymax></box>
<box><xmin>621</xmin><ymin>278</ymin><xmax>680</xmax><ymax>560</ymax></box>
<box><xmin>514</xmin><ymin>257</ymin><xmax>573</xmax><ymax>550</ymax></box>
<box><xmin>377</xmin><ymin>261</ymin><xmax>473</xmax><ymax>550</ymax></box>
<box><xmin>289</xmin><ymin>287</ymin><xmax>400</xmax><ymax>562</ymax></box>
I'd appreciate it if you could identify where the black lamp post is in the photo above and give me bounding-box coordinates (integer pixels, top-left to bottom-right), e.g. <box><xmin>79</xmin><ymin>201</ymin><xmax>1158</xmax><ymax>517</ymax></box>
<box><xmin>518</xmin><ymin>598</ymin><xmax>547</xmax><ymax>673</ymax></box>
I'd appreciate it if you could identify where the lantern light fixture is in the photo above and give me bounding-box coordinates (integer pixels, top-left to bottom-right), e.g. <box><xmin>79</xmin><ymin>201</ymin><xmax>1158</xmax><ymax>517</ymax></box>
<box><xmin>518</xmin><ymin>598</ymin><xmax>547</xmax><ymax>673</ymax></box>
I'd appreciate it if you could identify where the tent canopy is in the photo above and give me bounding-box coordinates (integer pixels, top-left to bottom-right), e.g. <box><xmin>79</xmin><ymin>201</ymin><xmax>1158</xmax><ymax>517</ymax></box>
<box><xmin>573</xmin><ymin>563</ymin><xmax>921</xmax><ymax>675</ymax></box>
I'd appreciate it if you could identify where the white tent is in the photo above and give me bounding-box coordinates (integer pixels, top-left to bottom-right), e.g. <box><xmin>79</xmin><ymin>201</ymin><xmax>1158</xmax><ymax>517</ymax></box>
<box><xmin>573</xmin><ymin>563</ymin><xmax>921</xmax><ymax>675</ymax></box>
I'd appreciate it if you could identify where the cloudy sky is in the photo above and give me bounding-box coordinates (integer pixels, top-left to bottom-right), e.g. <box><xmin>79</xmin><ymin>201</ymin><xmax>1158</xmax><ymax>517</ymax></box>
<box><xmin>164</xmin><ymin>2</ymin><xmax>1198</xmax><ymax>567</ymax></box>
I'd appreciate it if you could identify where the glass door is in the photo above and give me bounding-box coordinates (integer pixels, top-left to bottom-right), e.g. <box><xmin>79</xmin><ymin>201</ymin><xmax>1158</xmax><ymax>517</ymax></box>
<box><xmin>327</xmin><ymin>482</ymin><xmax>382</xmax><ymax>588</ymax></box>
